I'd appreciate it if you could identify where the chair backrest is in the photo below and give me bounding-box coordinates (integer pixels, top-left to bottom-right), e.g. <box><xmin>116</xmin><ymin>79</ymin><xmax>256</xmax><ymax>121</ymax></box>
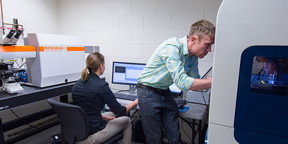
<box><xmin>48</xmin><ymin>98</ymin><xmax>89</xmax><ymax>144</ymax></box>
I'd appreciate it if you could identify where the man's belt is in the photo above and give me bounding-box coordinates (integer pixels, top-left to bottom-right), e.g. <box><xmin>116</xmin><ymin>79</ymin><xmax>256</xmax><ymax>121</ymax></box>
<box><xmin>137</xmin><ymin>83</ymin><xmax>169</xmax><ymax>94</ymax></box>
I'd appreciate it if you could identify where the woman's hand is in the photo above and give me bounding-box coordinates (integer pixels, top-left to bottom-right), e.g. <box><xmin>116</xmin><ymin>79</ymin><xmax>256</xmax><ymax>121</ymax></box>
<box><xmin>102</xmin><ymin>115</ymin><xmax>115</xmax><ymax>121</ymax></box>
<box><xmin>125</xmin><ymin>98</ymin><xmax>139</xmax><ymax>113</ymax></box>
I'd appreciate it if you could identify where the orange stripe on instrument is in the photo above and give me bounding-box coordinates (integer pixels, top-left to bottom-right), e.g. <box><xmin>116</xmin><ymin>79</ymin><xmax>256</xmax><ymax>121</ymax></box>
<box><xmin>39</xmin><ymin>46</ymin><xmax>45</xmax><ymax>51</ymax></box>
<box><xmin>38</xmin><ymin>46</ymin><xmax>84</xmax><ymax>51</ymax></box>
<box><xmin>0</xmin><ymin>46</ymin><xmax>35</xmax><ymax>52</ymax></box>
<box><xmin>67</xmin><ymin>47</ymin><xmax>84</xmax><ymax>51</ymax></box>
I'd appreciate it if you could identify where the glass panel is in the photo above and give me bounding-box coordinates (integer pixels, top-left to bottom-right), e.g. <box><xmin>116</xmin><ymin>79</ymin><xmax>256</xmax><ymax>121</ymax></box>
<box><xmin>250</xmin><ymin>56</ymin><xmax>288</xmax><ymax>96</ymax></box>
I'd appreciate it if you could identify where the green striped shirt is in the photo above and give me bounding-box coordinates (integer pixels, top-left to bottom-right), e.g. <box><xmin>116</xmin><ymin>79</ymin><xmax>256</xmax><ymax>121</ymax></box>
<box><xmin>138</xmin><ymin>36</ymin><xmax>200</xmax><ymax>92</ymax></box>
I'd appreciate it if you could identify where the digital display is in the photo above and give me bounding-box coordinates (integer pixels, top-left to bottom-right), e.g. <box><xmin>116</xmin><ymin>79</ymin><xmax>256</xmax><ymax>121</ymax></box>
<box><xmin>112</xmin><ymin>62</ymin><xmax>146</xmax><ymax>85</ymax></box>
<box><xmin>250</xmin><ymin>56</ymin><xmax>288</xmax><ymax>96</ymax></box>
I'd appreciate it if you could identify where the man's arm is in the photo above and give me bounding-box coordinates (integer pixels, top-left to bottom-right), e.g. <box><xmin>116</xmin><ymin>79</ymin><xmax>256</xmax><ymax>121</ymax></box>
<box><xmin>189</xmin><ymin>77</ymin><xmax>212</xmax><ymax>91</ymax></box>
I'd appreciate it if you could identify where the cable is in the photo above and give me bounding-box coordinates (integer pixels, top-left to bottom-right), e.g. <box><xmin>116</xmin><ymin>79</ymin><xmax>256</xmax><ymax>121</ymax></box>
<box><xmin>116</xmin><ymin>90</ymin><xmax>130</xmax><ymax>93</ymax></box>
<box><xmin>130</xmin><ymin>109</ymin><xmax>138</xmax><ymax>119</ymax></box>
<box><xmin>14</xmin><ymin>60</ymin><xmax>21</xmax><ymax>68</ymax></box>
<box><xmin>10</xmin><ymin>109</ymin><xmax>40</xmax><ymax>130</ymax></box>
<box><xmin>14</xmin><ymin>59</ymin><xmax>26</xmax><ymax>69</ymax></box>
<box><xmin>186</xmin><ymin>102</ymin><xmax>207</xmax><ymax>109</ymax></box>
<box><xmin>200</xmin><ymin>90</ymin><xmax>207</xmax><ymax>106</ymax></box>
<box><xmin>252</xmin><ymin>67</ymin><xmax>264</xmax><ymax>82</ymax></box>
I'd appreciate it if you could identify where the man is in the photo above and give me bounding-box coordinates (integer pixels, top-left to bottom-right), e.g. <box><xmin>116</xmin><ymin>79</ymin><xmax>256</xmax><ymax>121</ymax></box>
<box><xmin>137</xmin><ymin>20</ymin><xmax>215</xmax><ymax>144</ymax></box>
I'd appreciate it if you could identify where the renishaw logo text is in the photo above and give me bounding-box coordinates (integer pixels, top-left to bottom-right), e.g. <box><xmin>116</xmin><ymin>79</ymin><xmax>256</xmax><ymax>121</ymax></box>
<box><xmin>43</xmin><ymin>46</ymin><xmax>66</xmax><ymax>52</ymax></box>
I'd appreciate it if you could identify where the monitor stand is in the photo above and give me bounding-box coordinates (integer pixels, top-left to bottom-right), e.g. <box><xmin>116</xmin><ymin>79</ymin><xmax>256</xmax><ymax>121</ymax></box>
<box><xmin>128</xmin><ymin>85</ymin><xmax>137</xmax><ymax>95</ymax></box>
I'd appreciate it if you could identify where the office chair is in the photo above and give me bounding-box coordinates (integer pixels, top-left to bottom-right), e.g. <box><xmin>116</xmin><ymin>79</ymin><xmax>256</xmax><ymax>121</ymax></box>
<box><xmin>48</xmin><ymin>98</ymin><xmax>123</xmax><ymax>144</ymax></box>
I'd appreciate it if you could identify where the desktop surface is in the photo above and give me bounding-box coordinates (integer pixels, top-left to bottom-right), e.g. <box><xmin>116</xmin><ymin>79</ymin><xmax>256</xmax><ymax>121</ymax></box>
<box><xmin>186</xmin><ymin>90</ymin><xmax>209</xmax><ymax>105</ymax></box>
<box><xmin>114</xmin><ymin>92</ymin><xmax>138</xmax><ymax>101</ymax></box>
<box><xmin>114</xmin><ymin>90</ymin><xmax>187</xmax><ymax>109</ymax></box>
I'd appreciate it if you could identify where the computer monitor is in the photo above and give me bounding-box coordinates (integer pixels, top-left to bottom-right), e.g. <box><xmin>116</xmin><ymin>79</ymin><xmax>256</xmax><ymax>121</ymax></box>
<box><xmin>112</xmin><ymin>61</ymin><xmax>146</xmax><ymax>92</ymax></box>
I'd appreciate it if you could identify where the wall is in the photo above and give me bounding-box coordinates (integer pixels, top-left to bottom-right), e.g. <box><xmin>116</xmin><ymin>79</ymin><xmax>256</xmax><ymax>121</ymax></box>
<box><xmin>2</xmin><ymin>0</ymin><xmax>59</xmax><ymax>35</ymax></box>
<box><xmin>58</xmin><ymin>0</ymin><xmax>222</xmax><ymax>90</ymax></box>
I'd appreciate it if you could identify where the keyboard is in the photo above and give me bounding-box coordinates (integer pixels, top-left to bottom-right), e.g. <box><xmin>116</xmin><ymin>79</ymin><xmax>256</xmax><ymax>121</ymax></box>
<box><xmin>174</xmin><ymin>98</ymin><xmax>187</xmax><ymax>109</ymax></box>
<box><xmin>114</xmin><ymin>93</ymin><xmax>137</xmax><ymax>101</ymax></box>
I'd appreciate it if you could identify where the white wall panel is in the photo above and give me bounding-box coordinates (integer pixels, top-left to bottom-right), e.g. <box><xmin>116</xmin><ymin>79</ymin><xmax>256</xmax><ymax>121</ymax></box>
<box><xmin>198</xmin><ymin>61</ymin><xmax>213</xmax><ymax>76</ymax></box>
<box><xmin>132</xmin><ymin>0</ymin><xmax>157</xmax><ymax>15</ymax></box>
<box><xmin>158</xmin><ymin>0</ymin><xmax>191</xmax><ymax>13</ymax></box>
<box><xmin>58</xmin><ymin>0</ymin><xmax>92</xmax><ymax>17</ymax></box>
<box><xmin>144</xmin><ymin>13</ymin><xmax>171</xmax><ymax>29</ymax></box>
<box><xmin>59</xmin><ymin>17</ymin><xmax>95</xmax><ymax>32</ymax></box>
<box><xmin>2</xmin><ymin>0</ymin><xmax>59</xmax><ymax>35</ymax></box>
<box><xmin>101</xmin><ymin>44</ymin><xmax>142</xmax><ymax>59</ymax></box>
<box><xmin>107</xmin><ymin>0</ymin><xmax>132</xmax><ymax>16</ymax></box>
<box><xmin>142</xmin><ymin>45</ymin><xmax>158</xmax><ymax>60</ymax></box>
<box><xmin>120</xmin><ymin>15</ymin><xmax>144</xmax><ymax>30</ymax></box>
<box><xmin>202</xmin><ymin>0</ymin><xmax>223</xmax><ymax>10</ymax></box>
<box><xmin>131</xmin><ymin>29</ymin><xmax>187</xmax><ymax>45</ymax></box>
<box><xmin>204</xmin><ymin>9</ymin><xmax>219</xmax><ymax>24</ymax></box>
<box><xmin>172</xmin><ymin>11</ymin><xmax>204</xmax><ymax>29</ymax></box>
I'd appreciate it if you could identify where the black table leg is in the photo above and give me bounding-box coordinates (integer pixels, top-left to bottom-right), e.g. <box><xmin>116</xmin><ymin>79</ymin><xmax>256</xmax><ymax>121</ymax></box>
<box><xmin>0</xmin><ymin>118</ymin><xmax>5</xmax><ymax>144</ymax></box>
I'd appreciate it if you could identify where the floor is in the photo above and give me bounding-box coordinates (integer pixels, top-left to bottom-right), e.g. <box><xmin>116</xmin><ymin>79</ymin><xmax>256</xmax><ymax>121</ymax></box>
<box><xmin>15</xmin><ymin>124</ymin><xmax>145</xmax><ymax>144</ymax></box>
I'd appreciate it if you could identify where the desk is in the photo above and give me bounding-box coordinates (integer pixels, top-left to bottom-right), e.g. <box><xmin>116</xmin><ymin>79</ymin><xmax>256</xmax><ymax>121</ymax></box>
<box><xmin>115</xmin><ymin>90</ymin><xmax>210</xmax><ymax>144</ymax></box>
<box><xmin>180</xmin><ymin>90</ymin><xmax>210</xmax><ymax>144</ymax></box>
<box><xmin>179</xmin><ymin>103</ymin><xmax>208</xmax><ymax>144</ymax></box>
<box><xmin>0</xmin><ymin>82</ymin><xmax>74</xmax><ymax>144</ymax></box>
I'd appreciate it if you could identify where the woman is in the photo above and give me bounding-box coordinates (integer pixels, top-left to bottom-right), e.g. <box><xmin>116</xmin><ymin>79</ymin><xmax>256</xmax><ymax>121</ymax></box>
<box><xmin>72</xmin><ymin>52</ymin><xmax>138</xmax><ymax>144</ymax></box>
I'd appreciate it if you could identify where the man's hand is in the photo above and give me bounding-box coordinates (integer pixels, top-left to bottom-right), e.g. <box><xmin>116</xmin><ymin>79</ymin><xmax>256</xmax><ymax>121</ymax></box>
<box><xmin>189</xmin><ymin>78</ymin><xmax>212</xmax><ymax>91</ymax></box>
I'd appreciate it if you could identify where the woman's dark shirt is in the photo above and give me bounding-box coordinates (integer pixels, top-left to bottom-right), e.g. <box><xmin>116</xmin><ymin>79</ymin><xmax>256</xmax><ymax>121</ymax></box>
<box><xmin>72</xmin><ymin>73</ymin><xmax>126</xmax><ymax>135</ymax></box>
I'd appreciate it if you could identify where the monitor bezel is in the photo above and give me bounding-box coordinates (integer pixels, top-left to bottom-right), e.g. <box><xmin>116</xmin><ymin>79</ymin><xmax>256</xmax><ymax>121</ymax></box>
<box><xmin>111</xmin><ymin>61</ymin><xmax>146</xmax><ymax>85</ymax></box>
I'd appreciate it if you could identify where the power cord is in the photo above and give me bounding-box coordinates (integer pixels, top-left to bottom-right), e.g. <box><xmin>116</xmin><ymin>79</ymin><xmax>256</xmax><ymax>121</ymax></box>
<box><xmin>10</xmin><ymin>109</ymin><xmax>40</xmax><ymax>130</ymax></box>
<box><xmin>200</xmin><ymin>90</ymin><xmax>208</xmax><ymax>106</ymax></box>
<box><xmin>14</xmin><ymin>59</ymin><xmax>26</xmax><ymax>69</ymax></box>
<box><xmin>130</xmin><ymin>109</ymin><xmax>138</xmax><ymax>119</ymax></box>
<box><xmin>116</xmin><ymin>90</ymin><xmax>130</xmax><ymax>93</ymax></box>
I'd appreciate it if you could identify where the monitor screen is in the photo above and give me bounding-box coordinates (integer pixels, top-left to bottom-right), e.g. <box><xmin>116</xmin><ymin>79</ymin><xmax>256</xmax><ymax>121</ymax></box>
<box><xmin>112</xmin><ymin>61</ymin><xmax>146</xmax><ymax>85</ymax></box>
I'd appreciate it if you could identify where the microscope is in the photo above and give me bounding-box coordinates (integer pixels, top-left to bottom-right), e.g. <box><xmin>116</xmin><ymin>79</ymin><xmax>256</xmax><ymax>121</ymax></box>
<box><xmin>0</xmin><ymin>60</ymin><xmax>25</xmax><ymax>93</ymax></box>
<box><xmin>0</xmin><ymin>18</ymin><xmax>35</xmax><ymax>94</ymax></box>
